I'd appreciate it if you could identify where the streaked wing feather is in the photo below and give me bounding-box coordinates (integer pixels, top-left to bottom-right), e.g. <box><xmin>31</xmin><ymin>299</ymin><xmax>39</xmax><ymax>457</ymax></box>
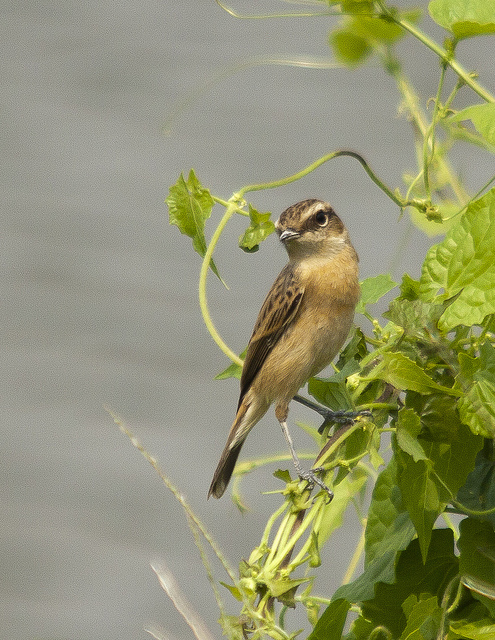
<box><xmin>239</xmin><ymin>264</ymin><xmax>304</xmax><ymax>404</ymax></box>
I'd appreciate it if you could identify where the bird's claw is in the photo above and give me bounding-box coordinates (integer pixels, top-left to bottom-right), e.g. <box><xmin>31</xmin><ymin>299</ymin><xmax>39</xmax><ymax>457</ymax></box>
<box><xmin>298</xmin><ymin>468</ymin><xmax>334</xmax><ymax>503</ymax></box>
<box><xmin>318</xmin><ymin>409</ymin><xmax>372</xmax><ymax>434</ymax></box>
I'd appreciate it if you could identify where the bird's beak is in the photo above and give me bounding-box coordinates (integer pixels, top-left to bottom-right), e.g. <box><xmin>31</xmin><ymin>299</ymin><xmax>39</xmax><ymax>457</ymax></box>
<box><xmin>279</xmin><ymin>228</ymin><xmax>300</xmax><ymax>243</ymax></box>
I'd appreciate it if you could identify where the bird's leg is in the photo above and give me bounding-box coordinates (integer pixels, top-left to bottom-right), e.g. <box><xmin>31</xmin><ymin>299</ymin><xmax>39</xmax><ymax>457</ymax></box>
<box><xmin>279</xmin><ymin>419</ymin><xmax>334</xmax><ymax>500</ymax></box>
<box><xmin>293</xmin><ymin>394</ymin><xmax>372</xmax><ymax>434</ymax></box>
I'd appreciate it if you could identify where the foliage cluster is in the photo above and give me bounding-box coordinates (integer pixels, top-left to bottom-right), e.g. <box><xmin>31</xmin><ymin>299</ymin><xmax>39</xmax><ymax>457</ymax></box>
<box><xmin>164</xmin><ymin>1</ymin><xmax>495</xmax><ymax>638</ymax></box>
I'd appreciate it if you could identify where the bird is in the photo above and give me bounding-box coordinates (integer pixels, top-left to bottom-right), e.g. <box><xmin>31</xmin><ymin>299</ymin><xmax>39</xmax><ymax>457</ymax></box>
<box><xmin>208</xmin><ymin>199</ymin><xmax>360</xmax><ymax>499</ymax></box>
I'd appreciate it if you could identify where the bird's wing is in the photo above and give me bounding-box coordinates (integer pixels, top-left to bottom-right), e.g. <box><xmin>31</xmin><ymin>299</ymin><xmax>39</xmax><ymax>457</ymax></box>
<box><xmin>239</xmin><ymin>264</ymin><xmax>304</xmax><ymax>404</ymax></box>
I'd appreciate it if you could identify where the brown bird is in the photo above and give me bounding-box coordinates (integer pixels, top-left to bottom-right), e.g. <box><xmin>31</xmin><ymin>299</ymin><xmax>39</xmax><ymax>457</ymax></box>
<box><xmin>208</xmin><ymin>199</ymin><xmax>360</xmax><ymax>499</ymax></box>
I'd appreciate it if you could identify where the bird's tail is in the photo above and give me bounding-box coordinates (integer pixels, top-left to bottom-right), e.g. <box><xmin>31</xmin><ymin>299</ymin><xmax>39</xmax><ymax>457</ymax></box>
<box><xmin>208</xmin><ymin>397</ymin><xmax>267</xmax><ymax>499</ymax></box>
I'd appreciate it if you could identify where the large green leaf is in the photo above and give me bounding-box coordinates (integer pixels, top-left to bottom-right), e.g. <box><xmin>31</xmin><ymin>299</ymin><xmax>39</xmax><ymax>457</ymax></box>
<box><xmin>419</xmin><ymin>189</ymin><xmax>495</xmax><ymax>331</ymax></box>
<box><xmin>399</xmin><ymin>594</ymin><xmax>442</xmax><ymax>640</ymax></box>
<box><xmin>368</xmin><ymin>352</ymin><xmax>461</xmax><ymax>396</ymax></box>
<box><xmin>333</xmin><ymin>459</ymin><xmax>416</xmax><ymax>603</ymax></box>
<box><xmin>360</xmin><ymin>530</ymin><xmax>458</xmax><ymax>638</ymax></box>
<box><xmin>395</xmin><ymin>414</ymin><xmax>482</xmax><ymax>561</ymax></box>
<box><xmin>356</xmin><ymin>273</ymin><xmax>397</xmax><ymax>314</ymax></box>
<box><xmin>364</xmin><ymin>458</ymin><xmax>417</xmax><ymax>571</ymax></box>
<box><xmin>456</xmin><ymin>342</ymin><xmax>495</xmax><ymax>438</ymax></box>
<box><xmin>429</xmin><ymin>0</ymin><xmax>495</xmax><ymax>39</ymax></box>
<box><xmin>166</xmin><ymin>170</ymin><xmax>222</xmax><ymax>280</ymax></box>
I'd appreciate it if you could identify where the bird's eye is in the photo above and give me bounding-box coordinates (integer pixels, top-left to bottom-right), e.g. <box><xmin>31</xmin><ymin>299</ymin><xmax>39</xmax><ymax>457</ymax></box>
<box><xmin>315</xmin><ymin>210</ymin><xmax>328</xmax><ymax>226</ymax></box>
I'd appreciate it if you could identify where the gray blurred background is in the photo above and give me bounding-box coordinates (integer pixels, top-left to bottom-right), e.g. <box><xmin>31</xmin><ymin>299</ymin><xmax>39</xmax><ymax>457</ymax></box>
<box><xmin>2</xmin><ymin>2</ymin><xmax>494</xmax><ymax>639</ymax></box>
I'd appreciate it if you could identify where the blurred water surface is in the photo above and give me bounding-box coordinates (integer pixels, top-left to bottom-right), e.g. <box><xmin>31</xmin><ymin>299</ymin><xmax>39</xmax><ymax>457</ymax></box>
<box><xmin>2</xmin><ymin>2</ymin><xmax>494</xmax><ymax>639</ymax></box>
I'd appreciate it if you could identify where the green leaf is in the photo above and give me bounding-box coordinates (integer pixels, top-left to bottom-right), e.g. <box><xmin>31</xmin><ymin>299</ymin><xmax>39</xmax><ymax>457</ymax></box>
<box><xmin>419</xmin><ymin>188</ymin><xmax>495</xmax><ymax>331</ymax></box>
<box><xmin>166</xmin><ymin>170</ymin><xmax>222</xmax><ymax>281</ymax></box>
<box><xmin>395</xmin><ymin>448</ymin><xmax>439</xmax><ymax>562</ymax></box>
<box><xmin>307</xmin><ymin>599</ymin><xmax>351</xmax><ymax>640</ymax></box>
<box><xmin>219</xmin><ymin>581</ymin><xmax>243</xmax><ymax>601</ymax></box>
<box><xmin>405</xmin><ymin>392</ymin><xmax>466</xmax><ymax>442</ymax></box>
<box><xmin>396</xmin><ymin>408</ymin><xmax>428</xmax><ymax>462</ymax></box>
<box><xmin>450</xmin><ymin>104</ymin><xmax>495</xmax><ymax>147</ymax></box>
<box><xmin>318</xmin><ymin>466</ymin><xmax>368</xmax><ymax>545</ymax></box>
<box><xmin>265</xmin><ymin>575</ymin><xmax>309</xmax><ymax>602</ymax></box>
<box><xmin>396</xmin><ymin>418</ymin><xmax>482</xmax><ymax>561</ymax></box>
<box><xmin>215</xmin><ymin>349</ymin><xmax>246</xmax><ymax>380</ymax></box>
<box><xmin>384</xmin><ymin>297</ymin><xmax>444</xmax><ymax>342</ymax></box>
<box><xmin>308</xmin><ymin>374</ymin><xmax>355</xmax><ymax>413</ymax></box>
<box><xmin>429</xmin><ymin>0</ymin><xmax>495</xmax><ymax>39</ymax></box>
<box><xmin>360</xmin><ymin>530</ymin><xmax>458</xmax><ymax>638</ymax></box>
<box><xmin>238</xmin><ymin>204</ymin><xmax>275</xmax><ymax>252</ymax></box>
<box><xmin>399</xmin><ymin>594</ymin><xmax>442</xmax><ymax>640</ymax></box>
<box><xmin>356</xmin><ymin>273</ymin><xmax>398</xmax><ymax>313</ymax></box>
<box><xmin>334</xmin><ymin>459</ymin><xmax>416</xmax><ymax>603</ymax></box>
<box><xmin>450</xmin><ymin>603</ymin><xmax>495</xmax><ymax>640</ymax></box>
<box><xmin>273</xmin><ymin>468</ymin><xmax>292</xmax><ymax>483</ymax></box>
<box><xmin>399</xmin><ymin>273</ymin><xmax>421</xmax><ymax>301</ymax></box>
<box><xmin>369</xmin><ymin>352</ymin><xmax>461</xmax><ymax>396</ymax></box>
<box><xmin>457</xmin><ymin>449</ymin><xmax>495</xmax><ymax>527</ymax></box>
<box><xmin>330</xmin><ymin>9</ymin><xmax>421</xmax><ymax>67</ymax></box>
<box><xmin>456</xmin><ymin>342</ymin><xmax>495</xmax><ymax>438</ymax></box>
<box><xmin>330</xmin><ymin>30</ymin><xmax>371</xmax><ymax>67</ymax></box>
<box><xmin>365</xmin><ymin>458</ymin><xmax>416</xmax><ymax>570</ymax></box>
<box><xmin>458</xmin><ymin>518</ymin><xmax>495</xmax><ymax>617</ymax></box>
<box><xmin>352</xmin><ymin>10</ymin><xmax>422</xmax><ymax>43</ymax></box>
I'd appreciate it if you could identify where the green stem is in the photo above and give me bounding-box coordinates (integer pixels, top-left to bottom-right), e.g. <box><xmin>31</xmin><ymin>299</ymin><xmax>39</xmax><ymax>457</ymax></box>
<box><xmin>423</xmin><ymin>60</ymin><xmax>448</xmax><ymax>201</ymax></box>
<box><xmin>386</xmin><ymin>12</ymin><xmax>495</xmax><ymax>104</ymax></box>
<box><xmin>383</xmin><ymin>50</ymin><xmax>469</xmax><ymax>205</ymax></box>
<box><xmin>199</xmin><ymin>202</ymin><xmax>244</xmax><ymax>366</ymax></box>
<box><xmin>341</xmin><ymin>521</ymin><xmax>366</xmax><ymax>585</ymax></box>
<box><xmin>239</xmin><ymin>150</ymin><xmax>416</xmax><ymax>210</ymax></box>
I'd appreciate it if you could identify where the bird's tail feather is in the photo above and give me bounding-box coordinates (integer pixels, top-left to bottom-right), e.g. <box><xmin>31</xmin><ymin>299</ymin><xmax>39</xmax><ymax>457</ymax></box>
<box><xmin>208</xmin><ymin>399</ymin><xmax>264</xmax><ymax>499</ymax></box>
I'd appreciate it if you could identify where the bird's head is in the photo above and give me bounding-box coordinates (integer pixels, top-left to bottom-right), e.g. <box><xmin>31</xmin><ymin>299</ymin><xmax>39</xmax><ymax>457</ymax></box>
<box><xmin>275</xmin><ymin>199</ymin><xmax>351</xmax><ymax>261</ymax></box>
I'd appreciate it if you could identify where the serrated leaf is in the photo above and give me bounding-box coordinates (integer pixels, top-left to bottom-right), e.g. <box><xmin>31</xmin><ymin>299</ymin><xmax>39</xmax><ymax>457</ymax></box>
<box><xmin>429</xmin><ymin>0</ymin><xmax>495</xmax><ymax>39</ymax></box>
<box><xmin>238</xmin><ymin>204</ymin><xmax>275</xmax><ymax>252</ymax></box>
<box><xmin>419</xmin><ymin>189</ymin><xmax>495</xmax><ymax>331</ymax></box>
<box><xmin>399</xmin><ymin>594</ymin><xmax>442</xmax><ymax>640</ymax></box>
<box><xmin>397</xmin><ymin>273</ymin><xmax>420</xmax><ymax>301</ymax></box>
<box><xmin>384</xmin><ymin>297</ymin><xmax>444</xmax><ymax>341</ymax></box>
<box><xmin>334</xmin><ymin>460</ymin><xmax>416</xmax><ymax>604</ymax></box>
<box><xmin>166</xmin><ymin>170</ymin><xmax>223</xmax><ymax>281</ymax></box>
<box><xmin>456</xmin><ymin>342</ymin><xmax>495</xmax><ymax>438</ymax></box>
<box><xmin>307</xmin><ymin>598</ymin><xmax>351</xmax><ymax>640</ymax></box>
<box><xmin>396</xmin><ymin>419</ymin><xmax>482</xmax><ymax>561</ymax></box>
<box><xmin>365</xmin><ymin>458</ymin><xmax>416</xmax><ymax>569</ymax></box>
<box><xmin>308</xmin><ymin>376</ymin><xmax>355</xmax><ymax>413</ymax></box>
<box><xmin>450</xmin><ymin>103</ymin><xmax>495</xmax><ymax>147</ymax></box>
<box><xmin>397</xmin><ymin>408</ymin><xmax>428</xmax><ymax>462</ymax></box>
<box><xmin>356</xmin><ymin>273</ymin><xmax>397</xmax><ymax>313</ymax></box>
<box><xmin>370</xmin><ymin>352</ymin><xmax>461</xmax><ymax>396</ymax></box>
